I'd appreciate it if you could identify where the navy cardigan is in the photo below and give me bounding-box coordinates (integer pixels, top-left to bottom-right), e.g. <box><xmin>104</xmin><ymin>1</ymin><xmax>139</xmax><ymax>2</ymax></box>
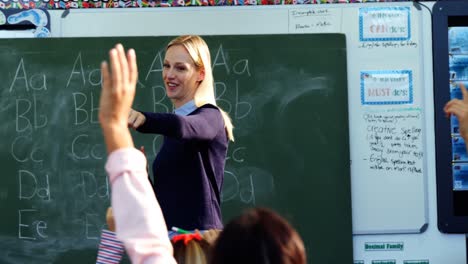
<box><xmin>137</xmin><ymin>104</ymin><xmax>228</xmax><ymax>230</ymax></box>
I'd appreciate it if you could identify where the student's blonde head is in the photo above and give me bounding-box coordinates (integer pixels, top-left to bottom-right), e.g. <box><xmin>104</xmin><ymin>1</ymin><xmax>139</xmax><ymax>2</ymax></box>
<box><xmin>172</xmin><ymin>230</ymin><xmax>221</xmax><ymax>264</ymax></box>
<box><xmin>173</xmin><ymin>239</ymin><xmax>209</xmax><ymax>264</ymax></box>
<box><xmin>167</xmin><ymin>35</ymin><xmax>234</xmax><ymax>141</ymax></box>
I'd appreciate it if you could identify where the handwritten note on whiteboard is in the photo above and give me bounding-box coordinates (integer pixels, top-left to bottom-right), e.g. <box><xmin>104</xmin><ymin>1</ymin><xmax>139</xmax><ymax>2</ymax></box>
<box><xmin>352</xmin><ymin>108</ymin><xmax>427</xmax><ymax>234</ymax></box>
<box><xmin>289</xmin><ymin>8</ymin><xmax>341</xmax><ymax>33</ymax></box>
<box><xmin>363</xmin><ymin>111</ymin><xmax>423</xmax><ymax>175</ymax></box>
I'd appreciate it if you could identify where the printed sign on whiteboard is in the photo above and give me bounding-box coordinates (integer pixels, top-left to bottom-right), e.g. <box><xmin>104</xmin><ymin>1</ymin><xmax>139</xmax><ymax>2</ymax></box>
<box><xmin>359</xmin><ymin>7</ymin><xmax>410</xmax><ymax>42</ymax></box>
<box><xmin>360</xmin><ymin>70</ymin><xmax>413</xmax><ymax>105</ymax></box>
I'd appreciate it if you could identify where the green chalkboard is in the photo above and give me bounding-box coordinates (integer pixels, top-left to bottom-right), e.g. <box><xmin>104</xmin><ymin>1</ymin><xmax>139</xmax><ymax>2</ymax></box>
<box><xmin>0</xmin><ymin>34</ymin><xmax>351</xmax><ymax>264</ymax></box>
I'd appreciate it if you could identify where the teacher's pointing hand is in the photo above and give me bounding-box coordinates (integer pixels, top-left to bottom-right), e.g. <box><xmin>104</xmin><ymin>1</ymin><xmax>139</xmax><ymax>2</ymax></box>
<box><xmin>128</xmin><ymin>108</ymin><xmax>146</xmax><ymax>129</ymax></box>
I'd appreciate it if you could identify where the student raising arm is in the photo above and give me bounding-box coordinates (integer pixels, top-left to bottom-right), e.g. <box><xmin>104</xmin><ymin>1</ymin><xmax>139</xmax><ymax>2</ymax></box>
<box><xmin>98</xmin><ymin>43</ymin><xmax>176</xmax><ymax>264</ymax></box>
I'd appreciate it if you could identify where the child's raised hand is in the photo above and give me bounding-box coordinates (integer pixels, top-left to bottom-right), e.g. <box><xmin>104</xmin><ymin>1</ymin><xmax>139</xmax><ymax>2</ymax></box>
<box><xmin>99</xmin><ymin>44</ymin><xmax>138</xmax><ymax>130</ymax></box>
<box><xmin>444</xmin><ymin>83</ymin><xmax>468</xmax><ymax>140</ymax></box>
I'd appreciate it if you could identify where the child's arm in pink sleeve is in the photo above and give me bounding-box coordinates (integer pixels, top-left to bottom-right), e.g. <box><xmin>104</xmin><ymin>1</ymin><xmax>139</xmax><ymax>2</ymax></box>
<box><xmin>105</xmin><ymin>148</ymin><xmax>176</xmax><ymax>264</ymax></box>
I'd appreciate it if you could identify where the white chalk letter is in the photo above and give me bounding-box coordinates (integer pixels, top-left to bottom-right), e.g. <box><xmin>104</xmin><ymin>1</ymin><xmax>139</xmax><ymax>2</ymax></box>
<box><xmin>18</xmin><ymin>209</ymin><xmax>36</xmax><ymax>240</ymax></box>
<box><xmin>212</xmin><ymin>45</ymin><xmax>230</xmax><ymax>74</ymax></box>
<box><xmin>9</xmin><ymin>58</ymin><xmax>29</xmax><ymax>92</ymax></box>
<box><xmin>145</xmin><ymin>51</ymin><xmax>164</xmax><ymax>81</ymax></box>
<box><xmin>66</xmin><ymin>53</ymin><xmax>86</xmax><ymax>88</ymax></box>
<box><xmin>16</xmin><ymin>98</ymin><xmax>32</xmax><ymax>132</ymax></box>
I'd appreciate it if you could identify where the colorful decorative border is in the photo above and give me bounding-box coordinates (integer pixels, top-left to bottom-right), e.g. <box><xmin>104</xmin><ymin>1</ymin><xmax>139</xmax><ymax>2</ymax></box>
<box><xmin>0</xmin><ymin>9</ymin><xmax>50</xmax><ymax>37</ymax></box>
<box><xmin>0</xmin><ymin>0</ymin><xmax>415</xmax><ymax>9</ymax></box>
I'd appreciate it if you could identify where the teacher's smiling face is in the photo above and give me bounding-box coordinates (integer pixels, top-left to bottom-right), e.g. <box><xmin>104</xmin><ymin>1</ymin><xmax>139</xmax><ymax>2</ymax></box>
<box><xmin>163</xmin><ymin>44</ymin><xmax>204</xmax><ymax>109</ymax></box>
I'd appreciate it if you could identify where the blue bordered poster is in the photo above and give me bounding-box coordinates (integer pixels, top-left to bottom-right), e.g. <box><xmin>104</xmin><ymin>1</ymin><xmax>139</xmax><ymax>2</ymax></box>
<box><xmin>359</xmin><ymin>7</ymin><xmax>410</xmax><ymax>42</ymax></box>
<box><xmin>360</xmin><ymin>70</ymin><xmax>413</xmax><ymax>105</ymax></box>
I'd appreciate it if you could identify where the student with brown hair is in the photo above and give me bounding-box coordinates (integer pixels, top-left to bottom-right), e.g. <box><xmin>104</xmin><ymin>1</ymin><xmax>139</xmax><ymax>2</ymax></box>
<box><xmin>211</xmin><ymin>207</ymin><xmax>306</xmax><ymax>264</ymax></box>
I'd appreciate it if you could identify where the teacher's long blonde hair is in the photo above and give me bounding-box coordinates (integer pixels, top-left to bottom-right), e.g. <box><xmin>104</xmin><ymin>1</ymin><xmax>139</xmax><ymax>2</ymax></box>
<box><xmin>167</xmin><ymin>35</ymin><xmax>234</xmax><ymax>142</ymax></box>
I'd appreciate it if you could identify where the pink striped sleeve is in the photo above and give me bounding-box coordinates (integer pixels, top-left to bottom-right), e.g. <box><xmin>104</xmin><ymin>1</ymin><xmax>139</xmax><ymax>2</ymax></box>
<box><xmin>105</xmin><ymin>148</ymin><xmax>176</xmax><ymax>264</ymax></box>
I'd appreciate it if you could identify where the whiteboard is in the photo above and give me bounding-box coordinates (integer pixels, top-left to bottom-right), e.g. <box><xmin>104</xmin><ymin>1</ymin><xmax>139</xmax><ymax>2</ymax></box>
<box><xmin>343</xmin><ymin>5</ymin><xmax>428</xmax><ymax>234</ymax></box>
<box><xmin>49</xmin><ymin>2</ymin><xmax>427</xmax><ymax>235</ymax></box>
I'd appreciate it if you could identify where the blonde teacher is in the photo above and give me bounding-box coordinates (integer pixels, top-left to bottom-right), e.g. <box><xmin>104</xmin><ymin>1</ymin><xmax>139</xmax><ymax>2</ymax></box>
<box><xmin>127</xmin><ymin>35</ymin><xmax>234</xmax><ymax>231</ymax></box>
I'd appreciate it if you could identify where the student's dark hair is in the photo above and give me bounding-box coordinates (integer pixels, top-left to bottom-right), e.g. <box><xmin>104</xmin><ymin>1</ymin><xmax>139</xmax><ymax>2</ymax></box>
<box><xmin>210</xmin><ymin>207</ymin><xmax>306</xmax><ymax>264</ymax></box>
